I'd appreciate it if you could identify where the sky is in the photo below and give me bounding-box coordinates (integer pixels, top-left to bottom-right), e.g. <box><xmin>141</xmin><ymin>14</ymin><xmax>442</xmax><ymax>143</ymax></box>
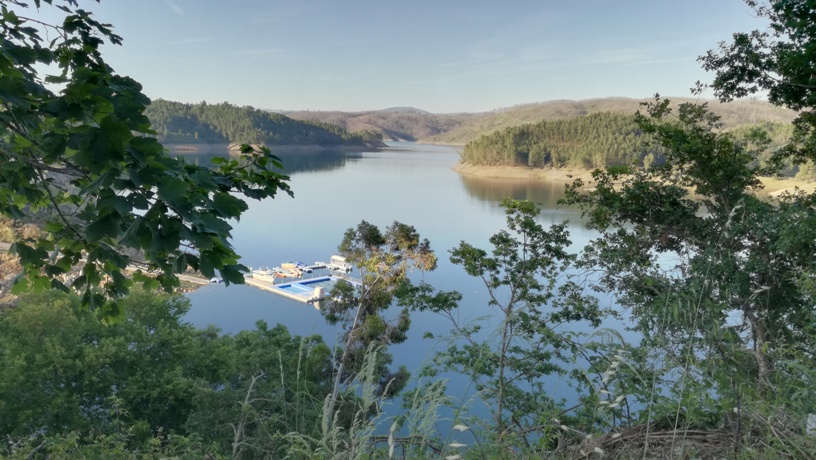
<box><xmin>27</xmin><ymin>0</ymin><xmax>769</xmax><ymax>113</ymax></box>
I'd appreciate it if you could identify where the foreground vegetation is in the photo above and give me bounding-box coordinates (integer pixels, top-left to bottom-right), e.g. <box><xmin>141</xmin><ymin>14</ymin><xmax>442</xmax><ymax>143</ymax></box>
<box><xmin>0</xmin><ymin>290</ymin><xmax>334</xmax><ymax>458</ymax></box>
<box><xmin>4</xmin><ymin>181</ymin><xmax>816</xmax><ymax>458</ymax></box>
<box><xmin>3</xmin><ymin>0</ymin><xmax>816</xmax><ymax>458</ymax></box>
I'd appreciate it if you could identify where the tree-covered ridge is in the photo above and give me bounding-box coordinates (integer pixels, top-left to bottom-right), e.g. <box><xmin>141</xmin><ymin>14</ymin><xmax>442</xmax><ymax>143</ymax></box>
<box><xmin>286</xmin><ymin>107</ymin><xmax>468</xmax><ymax>142</ymax></box>
<box><xmin>430</xmin><ymin>97</ymin><xmax>799</xmax><ymax>145</ymax></box>
<box><xmin>285</xmin><ymin>98</ymin><xmax>796</xmax><ymax>146</ymax></box>
<box><xmin>145</xmin><ymin>99</ymin><xmax>383</xmax><ymax>147</ymax></box>
<box><xmin>461</xmin><ymin>112</ymin><xmax>663</xmax><ymax>169</ymax></box>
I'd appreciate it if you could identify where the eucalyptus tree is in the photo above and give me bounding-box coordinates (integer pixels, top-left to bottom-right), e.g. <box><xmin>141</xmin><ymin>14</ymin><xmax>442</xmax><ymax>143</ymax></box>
<box><xmin>322</xmin><ymin>220</ymin><xmax>437</xmax><ymax>428</ymax></box>
<box><xmin>0</xmin><ymin>0</ymin><xmax>291</xmax><ymax>318</ymax></box>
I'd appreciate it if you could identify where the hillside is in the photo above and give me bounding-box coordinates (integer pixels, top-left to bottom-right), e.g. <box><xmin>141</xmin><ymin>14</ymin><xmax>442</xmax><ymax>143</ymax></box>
<box><xmin>461</xmin><ymin>111</ymin><xmax>661</xmax><ymax>169</ymax></box>
<box><xmin>285</xmin><ymin>98</ymin><xmax>797</xmax><ymax>146</ymax></box>
<box><xmin>460</xmin><ymin>106</ymin><xmax>799</xmax><ymax>171</ymax></box>
<box><xmin>284</xmin><ymin>107</ymin><xmax>472</xmax><ymax>142</ymax></box>
<box><xmin>145</xmin><ymin>100</ymin><xmax>384</xmax><ymax>148</ymax></box>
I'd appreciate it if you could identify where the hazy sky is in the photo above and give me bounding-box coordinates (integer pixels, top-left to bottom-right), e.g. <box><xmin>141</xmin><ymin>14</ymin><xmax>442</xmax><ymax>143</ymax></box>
<box><xmin>32</xmin><ymin>0</ymin><xmax>768</xmax><ymax>113</ymax></box>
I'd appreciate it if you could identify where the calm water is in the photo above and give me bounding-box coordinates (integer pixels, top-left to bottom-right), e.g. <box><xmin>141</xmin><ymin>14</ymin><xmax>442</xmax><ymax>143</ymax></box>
<box><xmin>183</xmin><ymin>142</ymin><xmax>615</xmax><ymax>407</ymax></box>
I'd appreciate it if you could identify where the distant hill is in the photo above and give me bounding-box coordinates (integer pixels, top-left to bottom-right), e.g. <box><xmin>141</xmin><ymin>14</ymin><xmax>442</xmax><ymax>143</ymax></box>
<box><xmin>145</xmin><ymin>100</ymin><xmax>384</xmax><ymax>148</ymax></box>
<box><xmin>378</xmin><ymin>107</ymin><xmax>433</xmax><ymax>115</ymax></box>
<box><xmin>285</xmin><ymin>98</ymin><xmax>797</xmax><ymax>146</ymax></box>
<box><xmin>284</xmin><ymin>107</ymin><xmax>471</xmax><ymax>142</ymax></box>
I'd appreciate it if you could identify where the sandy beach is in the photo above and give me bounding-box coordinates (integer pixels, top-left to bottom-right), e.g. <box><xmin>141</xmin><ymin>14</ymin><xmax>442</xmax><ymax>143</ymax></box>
<box><xmin>452</xmin><ymin>162</ymin><xmax>816</xmax><ymax>199</ymax></box>
<box><xmin>452</xmin><ymin>163</ymin><xmax>596</xmax><ymax>183</ymax></box>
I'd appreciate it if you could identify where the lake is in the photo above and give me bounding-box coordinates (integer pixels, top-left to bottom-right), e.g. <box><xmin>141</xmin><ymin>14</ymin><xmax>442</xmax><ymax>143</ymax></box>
<box><xmin>183</xmin><ymin>141</ymin><xmax>618</xmax><ymax>411</ymax></box>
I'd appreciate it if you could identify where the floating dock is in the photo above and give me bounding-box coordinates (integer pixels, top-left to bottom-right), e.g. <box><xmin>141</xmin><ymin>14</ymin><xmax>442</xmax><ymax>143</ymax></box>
<box><xmin>243</xmin><ymin>273</ymin><xmax>360</xmax><ymax>309</ymax></box>
<box><xmin>241</xmin><ymin>256</ymin><xmax>359</xmax><ymax>308</ymax></box>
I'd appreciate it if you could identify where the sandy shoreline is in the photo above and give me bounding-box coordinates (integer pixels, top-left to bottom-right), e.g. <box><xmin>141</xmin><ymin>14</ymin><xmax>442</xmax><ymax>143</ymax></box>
<box><xmin>452</xmin><ymin>163</ymin><xmax>595</xmax><ymax>183</ymax></box>
<box><xmin>452</xmin><ymin>162</ymin><xmax>816</xmax><ymax>198</ymax></box>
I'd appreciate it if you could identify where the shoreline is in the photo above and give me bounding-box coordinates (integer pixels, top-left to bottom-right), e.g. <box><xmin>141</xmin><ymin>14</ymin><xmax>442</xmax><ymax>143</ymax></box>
<box><xmin>452</xmin><ymin>163</ymin><xmax>595</xmax><ymax>183</ymax></box>
<box><xmin>164</xmin><ymin>142</ymin><xmax>384</xmax><ymax>155</ymax></box>
<box><xmin>452</xmin><ymin>162</ymin><xmax>816</xmax><ymax>198</ymax></box>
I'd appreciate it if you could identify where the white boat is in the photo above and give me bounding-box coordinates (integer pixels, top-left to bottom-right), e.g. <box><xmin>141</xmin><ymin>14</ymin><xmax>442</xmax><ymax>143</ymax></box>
<box><xmin>328</xmin><ymin>255</ymin><xmax>352</xmax><ymax>273</ymax></box>
<box><xmin>252</xmin><ymin>266</ymin><xmax>278</xmax><ymax>281</ymax></box>
<box><xmin>280</xmin><ymin>263</ymin><xmax>304</xmax><ymax>277</ymax></box>
<box><xmin>269</xmin><ymin>266</ymin><xmax>297</xmax><ymax>278</ymax></box>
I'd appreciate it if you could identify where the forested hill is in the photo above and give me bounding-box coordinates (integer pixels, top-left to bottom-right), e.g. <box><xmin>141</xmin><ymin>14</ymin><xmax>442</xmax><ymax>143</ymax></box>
<box><xmin>145</xmin><ymin>100</ymin><xmax>384</xmax><ymax>147</ymax></box>
<box><xmin>284</xmin><ymin>98</ymin><xmax>796</xmax><ymax>145</ymax></box>
<box><xmin>284</xmin><ymin>107</ymin><xmax>471</xmax><ymax>142</ymax></box>
<box><xmin>461</xmin><ymin>112</ymin><xmax>663</xmax><ymax>169</ymax></box>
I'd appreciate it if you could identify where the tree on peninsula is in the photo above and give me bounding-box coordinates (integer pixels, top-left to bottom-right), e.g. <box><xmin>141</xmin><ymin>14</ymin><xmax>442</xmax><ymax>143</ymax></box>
<box><xmin>0</xmin><ymin>0</ymin><xmax>291</xmax><ymax>317</ymax></box>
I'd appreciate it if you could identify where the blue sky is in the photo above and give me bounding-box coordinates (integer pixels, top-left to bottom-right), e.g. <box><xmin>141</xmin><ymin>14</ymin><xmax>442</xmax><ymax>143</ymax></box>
<box><xmin>36</xmin><ymin>1</ymin><xmax>768</xmax><ymax>113</ymax></box>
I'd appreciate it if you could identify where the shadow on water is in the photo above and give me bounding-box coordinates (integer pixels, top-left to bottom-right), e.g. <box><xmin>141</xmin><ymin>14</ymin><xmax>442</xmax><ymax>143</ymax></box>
<box><xmin>175</xmin><ymin>149</ymin><xmax>366</xmax><ymax>176</ymax></box>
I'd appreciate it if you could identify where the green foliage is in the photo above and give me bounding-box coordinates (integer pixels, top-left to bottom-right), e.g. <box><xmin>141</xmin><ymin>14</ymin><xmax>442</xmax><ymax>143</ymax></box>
<box><xmin>3</xmin><ymin>430</ymin><xmax>225</xmax><ymax>459</ymax></box>
<box><xmin>403</xmin><ymin>199</ymin><xmax>607</xmax><ymax>448</ymax></box>
<box><xmin>0</xmin><ymin>1</ymin><xmax>292</xmax><ymax>316</ymax></box>
<box><xmin>563</xmin><ymin>97</ymin><xmax>816</xmax><ymax>436</ymax></box>
<box><xmin>286</xmin><ymin>344</ymin><xmax>393</xmax><ymax>460</ymax></box>
<box><xmin>729</xmin><ymin>121</ymin><xmax>797</xmax><ymax>173</ymax></box>
<box><xmin>322</xmin><ymin>221</ymin><xmax>438</xmax><ymax>427</ymax></box>
<box><xmin>0</xmin><ymin>290</ymin><xmax>336</xmax><ymax>459</ymax></box>
<box><xmin>185</xmin><ymin>321</ymin><xmax>333</xmax><ymax>459</ymax></box>
<box><xmin>701</xmin><ymin>0</ymin><xmax>816</xmax><ymax>165</ymax></box>
<box><xmin>145</xmin><ymin>99</ymin><xmax>383</xmax><ymax>146</ymax></box>
<box><xmin>461</xmin><ymin>112</ymin><xmax>662</xmax><ymax>169</ymax></box>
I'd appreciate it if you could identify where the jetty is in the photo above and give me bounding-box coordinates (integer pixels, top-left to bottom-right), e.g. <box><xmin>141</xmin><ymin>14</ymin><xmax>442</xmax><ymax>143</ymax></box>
<box><xmin>243</xmin><ymin>275</ymin><xmax>358</xmax><ymax>309</ymax></box>
<box><xmin>243</xmin><ymin>256</ymin><xmax>360</xmax><ymax>309</ymax></box>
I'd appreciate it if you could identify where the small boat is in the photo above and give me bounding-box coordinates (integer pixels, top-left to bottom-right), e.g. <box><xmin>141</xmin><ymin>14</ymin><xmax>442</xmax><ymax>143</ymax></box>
<box><xmin>273</xmin><ymin>267</ymin><xmax>300</xmax><ymax>278</ymax></box>
<box><xmin>252</xmin><ymin>266</ymin><xmax>278</xmax><ymax>281</ymax></box>
<box><xmin>311</xmin><ymin>261</ymin><xmax>328</xmax><ymax>270</ymax></box>
<box><xmin>328</xmin><ymin>255</ymin><xmax>353</xmax><ymax>273</ymax></box>
<box><xmin>280</xmin><ymin>263</ymin><xmax>303</xmax><ymax>277</ymax></box>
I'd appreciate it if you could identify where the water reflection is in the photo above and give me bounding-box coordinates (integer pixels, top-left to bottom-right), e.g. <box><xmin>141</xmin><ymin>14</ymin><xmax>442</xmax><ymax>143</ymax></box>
<box><xmin>458</xmin><ymin>175</ymin><xmax>575</xmax><ymax>210</ymax></box>
<box><xmin>182</xmin><ymin>142</ymin><xmax>620</xmax><ymax>428</ymax></box>
<box><xmin>176</xmin><ymin>144</ymin><xmax>579</xmax><ymax>216</ymax></box>
<box><xmin>174</xmin><ymin>149</ymin><xmax>365</xmax><ymax>175</ymax></box>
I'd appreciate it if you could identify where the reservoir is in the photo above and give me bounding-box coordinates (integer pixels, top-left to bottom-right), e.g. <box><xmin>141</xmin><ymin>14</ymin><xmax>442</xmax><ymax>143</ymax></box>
<box><xmin>183</xmin><ymin>141</ymin><xmax>611</xmax><ymax>405</ymax></box>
